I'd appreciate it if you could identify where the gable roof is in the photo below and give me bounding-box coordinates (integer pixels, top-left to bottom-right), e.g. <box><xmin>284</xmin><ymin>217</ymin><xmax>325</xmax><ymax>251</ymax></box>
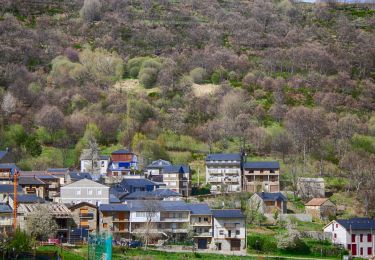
<box><xmin>120</xmin><ymin>178</ymin><xmax>158</xmax><ymax>189</ymax></box>
<box><xmin>62</xmin><ymin>178</ymin><xmax>108</xmax><ymax>188</ymax></box>
<box><xmin>18</xmin><ymin>177</ymin><xmax>46</xmax><ymax>185</ymax></box>
<box><xmin>99</xmin><ymin>204</ymin><xmax>130</xmax><ymax>212</ymax></box>
<box><xmin>189</xmin><ymin>203</ymin><xmax>211</xmax><ymax>215</ymax></box>
<box><xmin>206</xmin><ymin>153</ymin><xmax>242</xmax><ymax>161</ymax></box>
<box><xmin>19</xmin><ymin>171</ymin><xmax>57</xmax><ymax>180</ymax></box>
<box><xmin>211</xmin><ymin>209</ymin><xmax>245</xmax><ymax>219</ymax></box>
<box><xmin>10</xmin><ymin>194</ymin><xmax>45</xmax><ymax>203</ymax></box>
<box><xmin>69</xmin><ymin>172</ymin><xmax>92</xmax><ymax>181</ymax></box>
<box><xmin>243</xmin><ymin>161</ymin><xmax>280</xmax><ymax>170</ymax></box>
<box><xmin>255</xmin><ymin>192</ymin><xmax>287</xmax><ymax>202</ymax></box>
<box><xmin>336</xmin><ymin>218</ymin><xmax>375</xmax><ymax>230</ymax></box>
<box><xmin>112</xmin><ymin>149</ymin><xmax>133</xmax><ymax>155</ymax></box>
<box><xmin>0</xmin><ymin>163</ymin><xmax>19</xmax><ymax>175</ymax></box>
<box><xmin>0</xmin><ymin>184</ymin><xmax>22</xmax><ymax>193</ymax></box>
<box><xmin>163</xmin><ymin>165</ymin><xmax>189</xmax><ymax>174</ymax></box>
<box><xmin>0</xmin><ymin>203</ymin><xmax>12</xmax><ymax>213</ymax></box>
<box><xmin>305</xmin><ymin>198</ymin><xmax>333</xmax><ymax>206</ymax></box>
<box><xmin>67</xmin><ymin>201</ymin><xmax>97</xmax><ymax>210</ymax></box>
<box><xmin>146</xmin><ymin>159</ymin><xmax>172</xmax><ymax>169</ymax></box>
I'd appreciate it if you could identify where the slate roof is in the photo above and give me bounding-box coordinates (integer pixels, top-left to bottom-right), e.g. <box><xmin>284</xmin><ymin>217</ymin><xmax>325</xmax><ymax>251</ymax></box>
<box><xmin>18</xmin><ymin>177</ymin><xmax>46</xmax><ymax>185</ymax></box>
<box><xmin>206</xmin><ymin>153</ymin><xmax>242</xmax><ymax>161</ymax></box>
<box><xmin>62</xmin><ymin>178</ymin><xmax>109</xmax><ymax>188</ymax></box>
<box><xmin>163</xmin><ymin>165</ymin><xmax>189</xmax><ymax>174</ymax></box>
<box><xmin>0</xmin><ymin>203</ymin><xmax>12</xmax><ymax>213</ymax></box>
<box><xmin>124</xmin><ymin>200</ymin><xmax>190</xmax><ymax>212</ymax></box>
<box><xmin>99</xmin><ymin>204</ymin><xmax>130</xmax><ymax>212</ymax></box>
<box><xmin>100</xmin><ymin>155</ymin><xmax>110</xmax><ymax>160</ymax></box>
<box><xmin>67</xmin><ymin>201</ymin><xmax>97</xmax><ymax>210</ymax></box>
<box><xmin>337</xmin><ymin>218</ymin><xmax>375</xmax><ymax>230</ymax></box>
<box><xmin>120</xmin><ymin>178</ymin><xmax>158</xmax><ymax>188</ymax></box>
<box><xmin>189</xmin><ymin>203</ymin><xmax>211</xmax><ymax>215</ymax></box>
<box><xmin>69</xmin><ymin>172</ymin><xmax>92</xmax><ymax>181</ymax></box>
<box><xmin>19</xmin><ymin>171</ymin><xmax>57</xmax><ymax>180</ymax></box>
<box><xmin>112</xmin><ymin>149</ymin><xmax>133</xmax><ymax>155</ymax></box>
<box><xmin>0</xmin><ymin>184</ymin><xmax>22</xmax><ymax>193</ymax></box>
<box><xmin>243</xmin><ymin>161</ymin><xmax>280</xmax><ymax>170</ymax></box>
<box><xmin>125</xmin><ymin>189</ymin><xmax>181</xmax><ymax>199</ymax></box>
<box><xmin>211</xmin><ymin>209</ymin><xmax>245</xmax><ymax>219</ymax></box>
<box><xmin>109</xmin><ymin>194</ymin><xmax>121</xmax><ymax>203</ymax></box>
<box><xmin>47</xmin><ymin>168</ymin><xmax>69</xmax><ymax>173</ymax></box>
<box><xmin>0</xmin><ymin>163</ymin><xmax>19</xmax><ymax>174</ymax></box>
<box><xmin>305</xmin><ymin>198</ymin><xmax>332</xmax><ymax>206</ymax></box>
<box><xmin>256</xmin><ymin>192</ymin><xmax>287</xmax><ymax>202</ymax></box>
<box><xmin>10</xmin><ymin>194</ymin><xmax>45</xmax><ymax>203</ymax></box>
<box><xmin>146</xmin><ymin>159</ymin><xmax>172</xmax><ymax>169</ymax></box>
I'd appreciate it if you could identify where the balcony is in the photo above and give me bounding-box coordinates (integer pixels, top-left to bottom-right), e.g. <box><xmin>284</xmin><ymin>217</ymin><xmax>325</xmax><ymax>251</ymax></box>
<box><xmin>112</xmin><ymin>219</ymin><xmax>129</xmax><ymax>223</ymax></box>
<box><xmin>193</xmin><ymin>232</ymin><xmax>211</xmax><ymax>237</ymax></box>
<box><xmin>160</xmin><ymin>217</ymin><xmax>189</xmax><ymax>222</ymax></box>
<box><xmin>0</xmin><ymin>219</ymin><xmax>12</xmax><ymax>226</ymax></box>
<box><xmin>208</xmin><ymin>170</ymin><xmax>223</xmax><ymax>175</ymax></box>
<box><xmin>79</xmin><ymin>213</ymin><xmax>94</xmax><ymax>219</ymax></box>
<box><xmin>192</xmin><ymin>222</ymin><xmax>211</xmax><ymax>226</ymax></box>
<box><xmin>225</xmin><ymin>170</ymin><xmax>240</xmax><ymax>174</ymax></box>
<box><xmin>208</xmin><ymin>177</ymin><xmax>223</xmax><ymax>183</ymax></box>
<box><xmin>224</xmin><ymin>177</ymin><xmax>239</xmax><ymax>183</ymax></box>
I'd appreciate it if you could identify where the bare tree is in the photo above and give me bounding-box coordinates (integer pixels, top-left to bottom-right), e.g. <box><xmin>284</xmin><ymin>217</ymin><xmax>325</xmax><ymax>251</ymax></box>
<box><xmin>1</xmin><ymin>92</ymin><xmax>16</xmax><ymax>115</ymax></box>
<box><xmin>25</xmin><ymin>205</ymin><xmax>58</xmax><ymax>241</ymax></box>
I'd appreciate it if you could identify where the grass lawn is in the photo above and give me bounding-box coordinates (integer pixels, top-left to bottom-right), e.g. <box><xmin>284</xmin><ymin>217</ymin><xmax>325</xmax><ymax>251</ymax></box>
<box><xmin>37</xmin><ymin>245</ymin><xmax>85</xmax><ymax>260</ymax></box>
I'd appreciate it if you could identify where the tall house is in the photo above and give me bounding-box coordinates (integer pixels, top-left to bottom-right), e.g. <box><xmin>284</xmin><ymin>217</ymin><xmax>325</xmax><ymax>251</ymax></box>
<box><xmin>189</xmin><ymin>204</ymin><xmax>213</xmax><ymax>249</ymax></box>
<box><xmin>0</xmin><ymin>163</ymin><xmax>18</xmax><ymax>184</ymax></box>
<box><xmin>68</xmin><ymin>202</ymin><xmax>98</xmax><ymax>233</ymax></box>
<box><xmin>107</xmin><ymin>149</ymin><xmax>138</xmax><ymax>183</ymax></box>
<box><xmin>243</xmin><ymin>161</ymin><xmax>280</xmax><ymax>193</ymax></box>
<box><xmin>162</xmin><ymin>165</ymin><xmax>191</xmax><ymax>197</ymax></box>
<box><xmin>205</xmin><ymin>153</ymin><xmax>242</xmax><ymax>193</ymax></box>
<box><xmin>99</xmin><ymin>204</ymin><xmax>131</xmax><ymax>240</ymax></box>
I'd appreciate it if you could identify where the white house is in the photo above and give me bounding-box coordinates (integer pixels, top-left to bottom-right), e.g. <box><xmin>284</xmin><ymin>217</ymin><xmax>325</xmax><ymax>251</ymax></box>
<box><xmin>205</xmin><ymin>153</ymin><xmax>243</xmax><ymax>194</ymax></box>
<box><xmin>60</xmin><ymin>179</ymin><xmax>110</xmax><ymax>205</ymax></box>
<box><xmin>323</xmin><ymin>218</ymin><xmax>375</xmax><ymax>258</ymax></box>
<box><xmin>212</xmin><ymin>209</ymin><xmax>246</xmax><ymax>252</ymax></box>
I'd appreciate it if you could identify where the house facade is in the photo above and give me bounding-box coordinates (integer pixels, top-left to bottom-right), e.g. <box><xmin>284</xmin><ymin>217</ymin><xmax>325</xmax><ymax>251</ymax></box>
<box><xmin>18</xmin><ymin>176</ymin><xmax>48</xmax><ymax>199</ymax></box>
<box><xmin>60</xmin><ymin>178</ymin><xmax>110</xmax><ymax>205</ymax></box>
<box><xmin>0</xmin><ymin>203</ymin><xmax>12</xmax><ymax>233</ymax></box>
<box><xmin>249</xmin><ymin>192</ymin><xmax>287</xmax><ymax>214</ymax></box>
<box><xmin>99</xmin><ymin>204</ymin><xmax>131</xmax><ymax>240</ymax></box>
<box><xmin>212</xmin><ymin>210</ymin><xmax>246</xmax><ymax>252</ymax></box>
<box><xmin>205</xmin><ymin>153</ymin><xmax>243</xmax><ymax>194</ymax></box>
<box><xmin>162</xmin><ymin>165</ymin><xmax>191</xmax><ymax>197</ymax></box>
<box><xmin>305</xmin><ymin>198</ymin><xmax>336</xmax><ymax>221</ymax></box>
<box><xmin>68</xmin><ymin>202</ymin><xmax>98</xmax><ymax>233</ymax></box>
<box><xmin>243</xmin><ymin>161</ymin><xmax>280</xmax><ymax>193</ymax></box>
<box><xmin>324</xmin><ymin>218</ymin><xmax>375</xmax><ymax>258</ymax></box>
<box><xmin>144</xmin><ymin>159</ymin><xmax>172</xmax><ymax>182</ymax></box>
<box><xmin>189</xmin><ymin>204</ymin><xmax>213</xmax><ymax>249</ymax></box>
<box><xmin>0</xmin><ymin>163</ymin><xmax>18</xmax><ymax>184</ymax></box>
<box><xmin>107</xmin><ymin>149</ymin><xmax>138</xmax><ymax>183</ymax></box>
<box><xmin>47</xmin><ymin>168</ymin><xmax>69</xmax><ymax>185</ymax></box>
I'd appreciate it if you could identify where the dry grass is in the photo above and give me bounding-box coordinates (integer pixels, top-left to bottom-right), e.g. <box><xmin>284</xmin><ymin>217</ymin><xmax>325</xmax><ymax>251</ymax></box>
<box><xmin>113</xmin><ymin>79</ymin><xmax>160</xmax><ymax>95</ymax></box>
<box><xmin>191</xmin><ymin>83</ymin><xmax>220</xmax><ymax>97</ymax></box>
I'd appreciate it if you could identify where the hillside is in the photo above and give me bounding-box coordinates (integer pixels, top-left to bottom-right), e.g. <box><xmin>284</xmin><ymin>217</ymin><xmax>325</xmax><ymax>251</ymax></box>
<box><xmin>0</xmin><ymin>0</ymin><xmax>375</xmax><ymax>215</ymax></box>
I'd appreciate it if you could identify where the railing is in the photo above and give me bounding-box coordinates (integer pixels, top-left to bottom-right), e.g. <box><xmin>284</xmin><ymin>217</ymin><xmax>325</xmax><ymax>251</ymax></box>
<box><xmin>79</xmin><ymin>213</ymin><xmax>94</xmax><ymax>219</ymax></box>
<box><xmin>193</xmin><ymin>232</ymin><xmax>211</xmax><ymax>237</ymax></box>
<box><xmin>224</xmin><ymin>178</ymin><xmax>239</xmax><ymax>183</ymax></box>
<box><xmin>208</xmin><ymin>177</ymin><xmax>223</xmax><ymax>182</ymax></box>
<box><xmin>160</xmin><ymin>217</ymin><xmax>189</xmax><ymax>222</ymax></box>
<box><xmin>192</xmin><ymin>222</ymin><xmax>211</xmax><ymax>226</ymax></box>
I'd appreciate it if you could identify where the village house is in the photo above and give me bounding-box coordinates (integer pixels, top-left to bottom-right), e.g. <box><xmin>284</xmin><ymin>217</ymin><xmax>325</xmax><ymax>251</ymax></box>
<box><xmin>297</xmin><ymin>177</ymin><xmax>325</xmax><ymax>199</ymax></box>
<box><xmin>18</xmin><ymin>176</ymin><xmax>48</xmax><ymax>199</ymax></box>
<box><xmin>211</xmin><ymin>209</ymin><xmax>246</xmax><ymax>252</ymax></box>
<box><xmin>243</xmin><ymin>161</ymin><xmax>280</xmax><ymax>193</ymax></box>
<box><xmin>0</xmin><ymin>163</ymin><xmax>18</xmax><ymax>184</ymax></box>
<box><xmin>107</xmin><ymin>149</ymin><xmax>138</xmax><ymax>183</ymax></box>
<box><xmin>324</xmin><ymin>218</ymin><xmax>375</xmax><ymax>258</ymax></box>
<box><xmin>119</xmin><ymin>178</ymin><xmax>159</xmax><ymax>194</ymax></box>
<box><xmin>144</xmin><ymin>159</ymin><xmax>172</xmax><ymax>182</ymax></box>
<box><xmin>68</xmin><ymin>202</ymin><xmax>98</xmax><ymax>233</ymax></box>
<box><xmin>19</xmin><ymin>171</ymin><xmax>60</xmax><ymax>200</ymax></box>
<box><xmin>99</xmin><ymin>204</ymin><xmax>131</xmax><ymax>240</ymax></box>
<box><xmin>0</xmin><ymin>203</ymin><xmax>12</xmax><ymax>233</ymax></box>
<box><xmin>0</xmin><ymin>184</ymin><xmax>22</xmax><ymax>201</ymax></box>
<box><xmin>205</xmin><ymin>153</ymin><xmax>243</xmax><ymax>194</ymax></box>
<box><xmin>162</xmin><ymin>165</ymin><xmax>191</xmax><ymax>197</ymax></box>
<box><xmin>189</xmin><ymin>203</ymin><xmax>212</xmax><ymax>250</ymax></box>
<box><xmin>249</xmin><ymin>192</ymin><xmax>288</xmax><ymax>214</ymax></box>
<box><xmin>59</xmin><ymin>178</ymin><xmax>110</xmax><ymax>205</ymax></box>
<box><xmin>47</xmin><ymin>168</ymin><xmax>69</xmax><ymax>185</ymax></box>
<box><xmin>80</xmin><ymin>149</ymin><xmax>109</xmax><ymax>175</ymax></box>
<box><xmin>305</xmin><ymin>198</ymin><xmax>336</xmax><ymax>221</ymax></box>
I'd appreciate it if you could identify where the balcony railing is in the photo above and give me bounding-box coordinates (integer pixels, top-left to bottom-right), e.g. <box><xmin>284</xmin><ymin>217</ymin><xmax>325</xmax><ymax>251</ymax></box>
<box><xmin>112</xmin><ymin>219</ymin><xmax>129</xmax><ymax>222</ymax></box>
<box><xmin>193</xmin><ymin>232</ymin><xmax>211</xmax><ymax>237</ymax></box>
<box><xmin>192</xmin><ymin>222</ymin><xmax>211</xmax><ymax>226</ymax></box>
<box><xmin>79</xmin><ymin>213</ymin><xmax>94</xmax><ymax>219</ymax></box>
<box><xmin>208</xmin><ymin>177</ymin><xmax>223</xmax><ymax>182</ymax></box>
<box><xmin>160</xmin><ymin>217</ymin><xmax>189</xmax><ymax>222</ymax></box>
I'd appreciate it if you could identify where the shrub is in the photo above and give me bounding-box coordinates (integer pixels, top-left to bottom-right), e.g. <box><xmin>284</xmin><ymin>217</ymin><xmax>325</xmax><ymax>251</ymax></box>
<box><xmin>127</xmin><ymin>57</ymin><xmax>147</xmax><ymax>78</ymax></box>
<box><xmin>189</xmin><ymin>67</ymin><xmax>207</xmax><ymax>84</ymax></box>
<box><xmin>351</xmin><ymin>134</ymin><xmax>375</xmax><ymax>154</ymax></box>
<box><xmin>139</xmin><ymin>67</ymin><xmax>158</xmax><ymax>88</ymax></box>
<box><xmin>247</xmin><ymin>234</ymin><xmax>277</xmax><ymax>253</ymax></box>
<box><xmin>80</xmin><ymin>0</ymin><xmax>102</xmax><ymax>23</ymax></box>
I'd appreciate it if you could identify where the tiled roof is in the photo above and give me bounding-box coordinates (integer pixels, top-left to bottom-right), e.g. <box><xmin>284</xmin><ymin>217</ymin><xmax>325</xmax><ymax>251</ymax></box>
<box><xmin>243</xmin><ymin>161</ymin><xmax>280</xmax><ymax>169</ymax></box>
<box><xmin>147</xmin><ymin>159</ymin><xmax>172</xmax><ymax>168</ymax></box>
<box><xmin>189</xmin><ymin>203</ymin><xmax>211</xmax><ymax>215</ymax></box>
<box><xmin>256</xmin><ymin>192</ymin><xmax>287</xmax><ymax>202</ymax></box>
<box><xmin>206</xmin><ymin>153</ymin><xmax>242</xmax><ymax>161</ymax></box>
<box><xmin>0</xmin><ymin>203</ymin><xmax>12</xmax><ymax>213</ymax></box>
<box><xmin>99</xmin><ymin>204</ymin><xmax>130</xmax><ymax>212</ymax></box>
<box><xmin>47</xmin><ymin>168</ymin><xmax>69</xmax><ymax>174</ymax></box>
<box><xmin>305</xmin><ymin>198</ymin><xmax>332</xmax><ymax>206</ymax></box>
<box><xmin>337</xmin><ymin>218</ymin><xmax>375</xmax><ymax>230</ymax></box>
<box><xmin>10</xmin><ymin>194</ymin><xmax>45</xmax><ymax>203</ymax></box>
<box><xmin>163</xmin><ymin>165</ymin><xmax>189</xmax><ymax>174</ymax></box>
<box><xmin>18</xmin><ymin>177</ymin><xmax>46</xmax><ymax>185</ymax></box>
<box><xmin>69</xmin><ymin>172</ymin><xmax>92</xmax><ymax>181</ymax></box>
<box><xmin>211</xmin><ymin>209</ymin><xmax>245</xmax><ymax>219</ymax></box>
<box><xmin>0</xmin><ymin>184</ymin><xmax>22</xmax><ymax>193</ymax></box>
<box><xmin>112</xmin><ymin>149</ymin><xmax>133</xmax><ymax>155</ymax></box>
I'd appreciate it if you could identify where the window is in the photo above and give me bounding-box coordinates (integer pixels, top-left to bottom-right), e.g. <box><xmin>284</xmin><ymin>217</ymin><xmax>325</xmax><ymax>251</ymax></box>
<box><xmin>236</xmin><ymin>230</ymin><xmax>240</xmax><ymax>235</ymax></box>
<box><xmin>336</xmin><ymin>224</ymin><xmax>338</xmax><ymax>228</ymax></box>
<box><xmin>368</xmin><ymin>234</ymin><xmax>372</xmax><ymax>243</ymax></box>
<box><xmin>219</xmin><ymin>230</ymin><xmax>224</xmax><ymax>235</ymax></box>
<box><xmin>76</xmin><ymin>190</ymin><xmax>81</xmax><ymax>195</ymax></box>
<box><xmin>136</xmin><ymin>212</ymin><xmax>147</xmax><ymax>218</ymax></box>
<box><xmin>334</xmin><ymin>233</ymin><xmax>337</xmax><ymax>239</ymax></box>
<box><xmin>198</xmin><ymin>217</ymin><xmax>202</xmax><ymax>222</ymax></box>
<box><xmin>352</xmin><ymin>234</ymin><xmax>356</xmax><ymax>243</ymax></box>
<box><xmin>360</xmin><ymin>234</ymin><xmax>363</xmax><ymax>242</ymax></box>
<box><xmin>204</xmin><ymin>217</ymin><xmax>208</xmax><ymax>222</ymax></box>
<box><xmin>103</xmin><ymin>223</ymin><xmax>108</xmax><ymax>228</ymax></box>
<box><xmin>368</xmin><ymin>247</ymin><xmax>372</xmax><ymax>256</ymax></box>
<box><xmin>360</xmin><ymin>247</ymin><xmax>363</xmax><ymax>255</ymax></box>
<box><xmin>97</xmin><ymin>190</ymin><xmax>102</xmax><ymax>195</ymax></box>
<box><xmin>347</xmin><ymin>244</ymin><xmax>351</xmax><ymax>250</ymax></box>
<box><xmin>88</xmin><ymin>189</ymin><xmax>93</xmax><ymax>195</ymax></box>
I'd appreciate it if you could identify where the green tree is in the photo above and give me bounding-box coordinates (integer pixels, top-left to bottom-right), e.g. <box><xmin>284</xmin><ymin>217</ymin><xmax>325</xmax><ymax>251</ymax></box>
<box><xmin>7</xmin><ymin>229</ymin><xmax>32</xmax><ymax>259</ymax></box>
<box><xmin>25</xmin><ymin>135</ymin><xmax>42</xmax><ymax>157</ymax></box>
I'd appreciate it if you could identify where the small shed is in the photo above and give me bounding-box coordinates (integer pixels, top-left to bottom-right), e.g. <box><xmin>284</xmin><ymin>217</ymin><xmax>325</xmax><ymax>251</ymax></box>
<box><xmin>249</xmin><ymin>192</ymin><xmax>287</xmax><ymax>214</ymax></box>
<box><xmin>305</xmin><ymin>198</ymin><xmax>336</xmax><ymax>220</ymax></box>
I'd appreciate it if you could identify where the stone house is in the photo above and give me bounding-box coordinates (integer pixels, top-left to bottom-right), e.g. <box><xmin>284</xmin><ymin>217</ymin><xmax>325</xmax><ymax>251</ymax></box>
<box><xmin>305</xmin><ymin>198</ymin><xmax>336</xmax><ymax>221</ymax></box>
<box><xmin>68</xmin><ymin>202</ymin><xmax>98</xmax><ymax>232</ymax></box>
<box><xmin>249</xmin><ymin>192</ymin><xmax>288</xmax><ymax>214</ymax></box>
